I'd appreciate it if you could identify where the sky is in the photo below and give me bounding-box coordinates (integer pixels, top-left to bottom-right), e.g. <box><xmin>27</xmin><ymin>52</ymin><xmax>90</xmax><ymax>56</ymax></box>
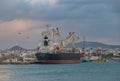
<box><xmin>0</xmin><ymin>0</ymin><xmax>120</xmax><ymax>49</ymax></box>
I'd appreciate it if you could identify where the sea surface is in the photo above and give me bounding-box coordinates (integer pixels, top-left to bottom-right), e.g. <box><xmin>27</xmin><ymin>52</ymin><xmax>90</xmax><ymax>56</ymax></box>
<box><xmin>0</xmin><ymin>62</ymin><xmax>120</xmax><ymax>81</ymax></box>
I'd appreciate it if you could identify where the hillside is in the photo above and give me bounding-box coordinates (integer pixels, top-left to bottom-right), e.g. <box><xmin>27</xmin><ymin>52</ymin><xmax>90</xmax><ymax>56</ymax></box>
<box><xmin>68</xmin><ymin>41</ymin><xmax>120</xmax><ymax>49</ymax></box>
<box><xmin>8</xmin><ymin>42</ymin><xmax>120</xmax><ymax>51</ymax></box>
<box><xmin>9</xmin><ymin>45</ymin><xmax>26</xmax><ymax>51</ymax></box>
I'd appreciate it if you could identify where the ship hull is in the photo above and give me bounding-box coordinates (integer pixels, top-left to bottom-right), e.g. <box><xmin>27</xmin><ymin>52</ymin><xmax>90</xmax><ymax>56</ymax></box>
<box><xmin>35</xmin><ymin>53</ymin><xmax>81</xmax><ymax>64</ymax></box>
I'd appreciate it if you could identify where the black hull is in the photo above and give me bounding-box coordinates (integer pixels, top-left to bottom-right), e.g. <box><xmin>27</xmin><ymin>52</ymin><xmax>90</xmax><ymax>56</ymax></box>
<box><xmin>35</xmin><ymin>53</ymin><xmax>82</xmax><ymax>64</ymax></box>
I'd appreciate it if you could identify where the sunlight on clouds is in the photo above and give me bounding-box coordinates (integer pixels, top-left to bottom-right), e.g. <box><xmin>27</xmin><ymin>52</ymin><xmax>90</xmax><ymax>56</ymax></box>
<box><xmin>49</xmin><ymin>0</ymin><xmax>58</xmax><ymax>6</ymax></box>
<box><xmin>0</xmin><ymin>19</ymin><xmax>46</xmax><ymax>36</ymax></box>
<box><xmin>25</xmin><ymin>0</ymin><xmax>57</xmax><ymax>6</ymax></box>
<box><xmin>0</xmin><ymin>19</ymin><xmax>47</xmax><ymax>49</ymax></box>
<box><xmin>0</xmin><ymin>19</ymin><xmax>30</xmax><ymax>32</ymax></box>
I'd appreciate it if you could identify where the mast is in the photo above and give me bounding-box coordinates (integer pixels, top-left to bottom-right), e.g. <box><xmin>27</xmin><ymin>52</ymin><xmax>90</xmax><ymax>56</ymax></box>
<box><xmin>81</xmin><ymin>36</ymin><xmax>86</xmax><ymax>54</ymax></box>
<box><xmin>83</xmin><ymin>36</ymin><xmax>86</xmax><ymax>49</ymax></box>
<box><xmin>52</xmin><ymin>28</ymin><xmax>60</xmax><ymax>43</ymax></box>
<box><xmin>72</xmin><ymin>36</ymin><xmax>75</xmax><ymax>52</ymax></box>
<box><xmin>52</xmin><ymin>29</ymin><xmax>55</xmax><ymax>43</ymax></box>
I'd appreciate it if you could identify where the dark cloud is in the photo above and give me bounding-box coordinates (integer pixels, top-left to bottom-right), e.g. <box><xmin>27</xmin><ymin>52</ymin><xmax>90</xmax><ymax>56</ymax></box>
<box><xmin>108</xmin><ymin>0</ymin><xmax>120</xmax><ymax>17</ymax></box>
<box><xmin>0</xmin><ymin>0</ymin><xmax>119</xmax><ymax>21</ymax></box>
<box><xmin>0</xmin><ymin>0</ymin><xmax>120</xmax><ymax>49</ymax></box>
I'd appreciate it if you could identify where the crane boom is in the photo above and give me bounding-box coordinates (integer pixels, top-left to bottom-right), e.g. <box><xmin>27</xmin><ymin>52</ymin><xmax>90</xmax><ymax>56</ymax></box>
<box><xmin>60</xmin><ymin>32</ymin><xmax>80</xmax><ymax>52</ymax></box>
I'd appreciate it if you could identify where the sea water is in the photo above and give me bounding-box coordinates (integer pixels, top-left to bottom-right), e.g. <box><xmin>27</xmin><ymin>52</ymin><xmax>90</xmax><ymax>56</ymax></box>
<box><xmin>0</xmin><ymin>62</ymin><xmax>120</xmax><ymax>81</ymax></box>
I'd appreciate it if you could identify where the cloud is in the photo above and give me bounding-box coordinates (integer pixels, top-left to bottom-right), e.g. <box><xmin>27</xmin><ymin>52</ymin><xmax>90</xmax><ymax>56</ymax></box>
<box><xmin>0</xmin><ymin>0</ymin><xmax>119</xmax><ymax>21</ymax></box>
<box><xmin>25</xmin><ymin>0</ymin><xmax>58</xmax><ymax>7</ymax></box>
<box><xmin>0</xmin><ymin>19</ymin><xmax>49</xmax><ymax>49</ymax></box>
<box><xmin>0</xmin><ymin>19</ymin><xmax>47</xmax><ymax>36</ymax></box>
<box><xmin>0</xmin><ymin>0</ymin><xmax>120</xmax><ymax>49</ymax></box>
<box><xmin>109</xmin><ymin>0</ymin><xmax>120</xmax><ymax>14</ymax></box>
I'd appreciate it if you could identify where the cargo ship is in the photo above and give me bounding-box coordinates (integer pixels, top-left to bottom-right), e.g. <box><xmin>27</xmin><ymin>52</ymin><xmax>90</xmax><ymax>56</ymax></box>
<box><xmin>35</xmin><ymin>27</ymin><xmax>82</xmax><ymax>64</ymax></box>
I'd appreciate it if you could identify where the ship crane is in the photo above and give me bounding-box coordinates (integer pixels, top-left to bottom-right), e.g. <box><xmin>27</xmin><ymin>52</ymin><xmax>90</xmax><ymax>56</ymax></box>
<box><xmin>60</xmin><ymin>32</ymin><xmax>80</xmax><ymax>53</ymax></box>
<box><xmin>40</xmin><ymin>27</ymin><xmax>80</xmax><ymax>53</ymax></box>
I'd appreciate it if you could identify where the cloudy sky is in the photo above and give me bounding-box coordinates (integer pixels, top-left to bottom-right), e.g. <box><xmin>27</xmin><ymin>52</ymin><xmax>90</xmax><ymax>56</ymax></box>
<box><xmin>0</xmin><ymin>0</ymin><xmax>120</xmax><ymax>49</ymax></box>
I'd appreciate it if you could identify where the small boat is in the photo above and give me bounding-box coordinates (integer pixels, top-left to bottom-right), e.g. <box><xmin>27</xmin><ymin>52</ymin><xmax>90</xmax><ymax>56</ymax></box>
<box><xmin>89</xmin><ymin>55</ymin><xmax>107</xmax><ymax>62</ymax></box>
<box><xmin>82</xmin><ymin>55</ymin><xmax>90</xmax><ymax>62</ymax></box>
<box><xmin>112</xmin><ymin>55</ymin><xmax>120</xmax><ymax>62</ymax></box>
<box><xmin>95</xmin><ymin>59</ymin><xmax>107</xmax><ymax>62</ymax></box>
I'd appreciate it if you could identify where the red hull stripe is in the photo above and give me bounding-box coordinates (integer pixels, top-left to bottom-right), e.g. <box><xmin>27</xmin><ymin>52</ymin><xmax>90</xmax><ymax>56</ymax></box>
<box><xmin>38</xmin><ymin>60</ymin><xmax>81</xmax><ymax>64</ymax></box>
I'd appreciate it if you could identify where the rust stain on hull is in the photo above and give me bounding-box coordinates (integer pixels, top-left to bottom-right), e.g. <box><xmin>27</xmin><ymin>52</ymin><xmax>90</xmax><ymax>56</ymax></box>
<box><xmin>37</xmin><ymin>60</ymin><xmax>81</xmax><ymax>64</ymax></box>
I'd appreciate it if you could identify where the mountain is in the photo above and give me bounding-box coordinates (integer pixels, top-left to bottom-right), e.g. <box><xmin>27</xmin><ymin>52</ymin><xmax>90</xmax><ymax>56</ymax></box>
<box><xmin>68</xmin><ymin>41</ymin><xmax>120</xmax><ymax>49</ymax></box>
<box><xmin>8</xmin><ymin>42</ymin><xmax>120</xmax><ymax>50</ymax></box>
<box><xmin>9</xmin><ymin>45</ymin><xmax>26</xmax><ymax>50</ymax></box>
